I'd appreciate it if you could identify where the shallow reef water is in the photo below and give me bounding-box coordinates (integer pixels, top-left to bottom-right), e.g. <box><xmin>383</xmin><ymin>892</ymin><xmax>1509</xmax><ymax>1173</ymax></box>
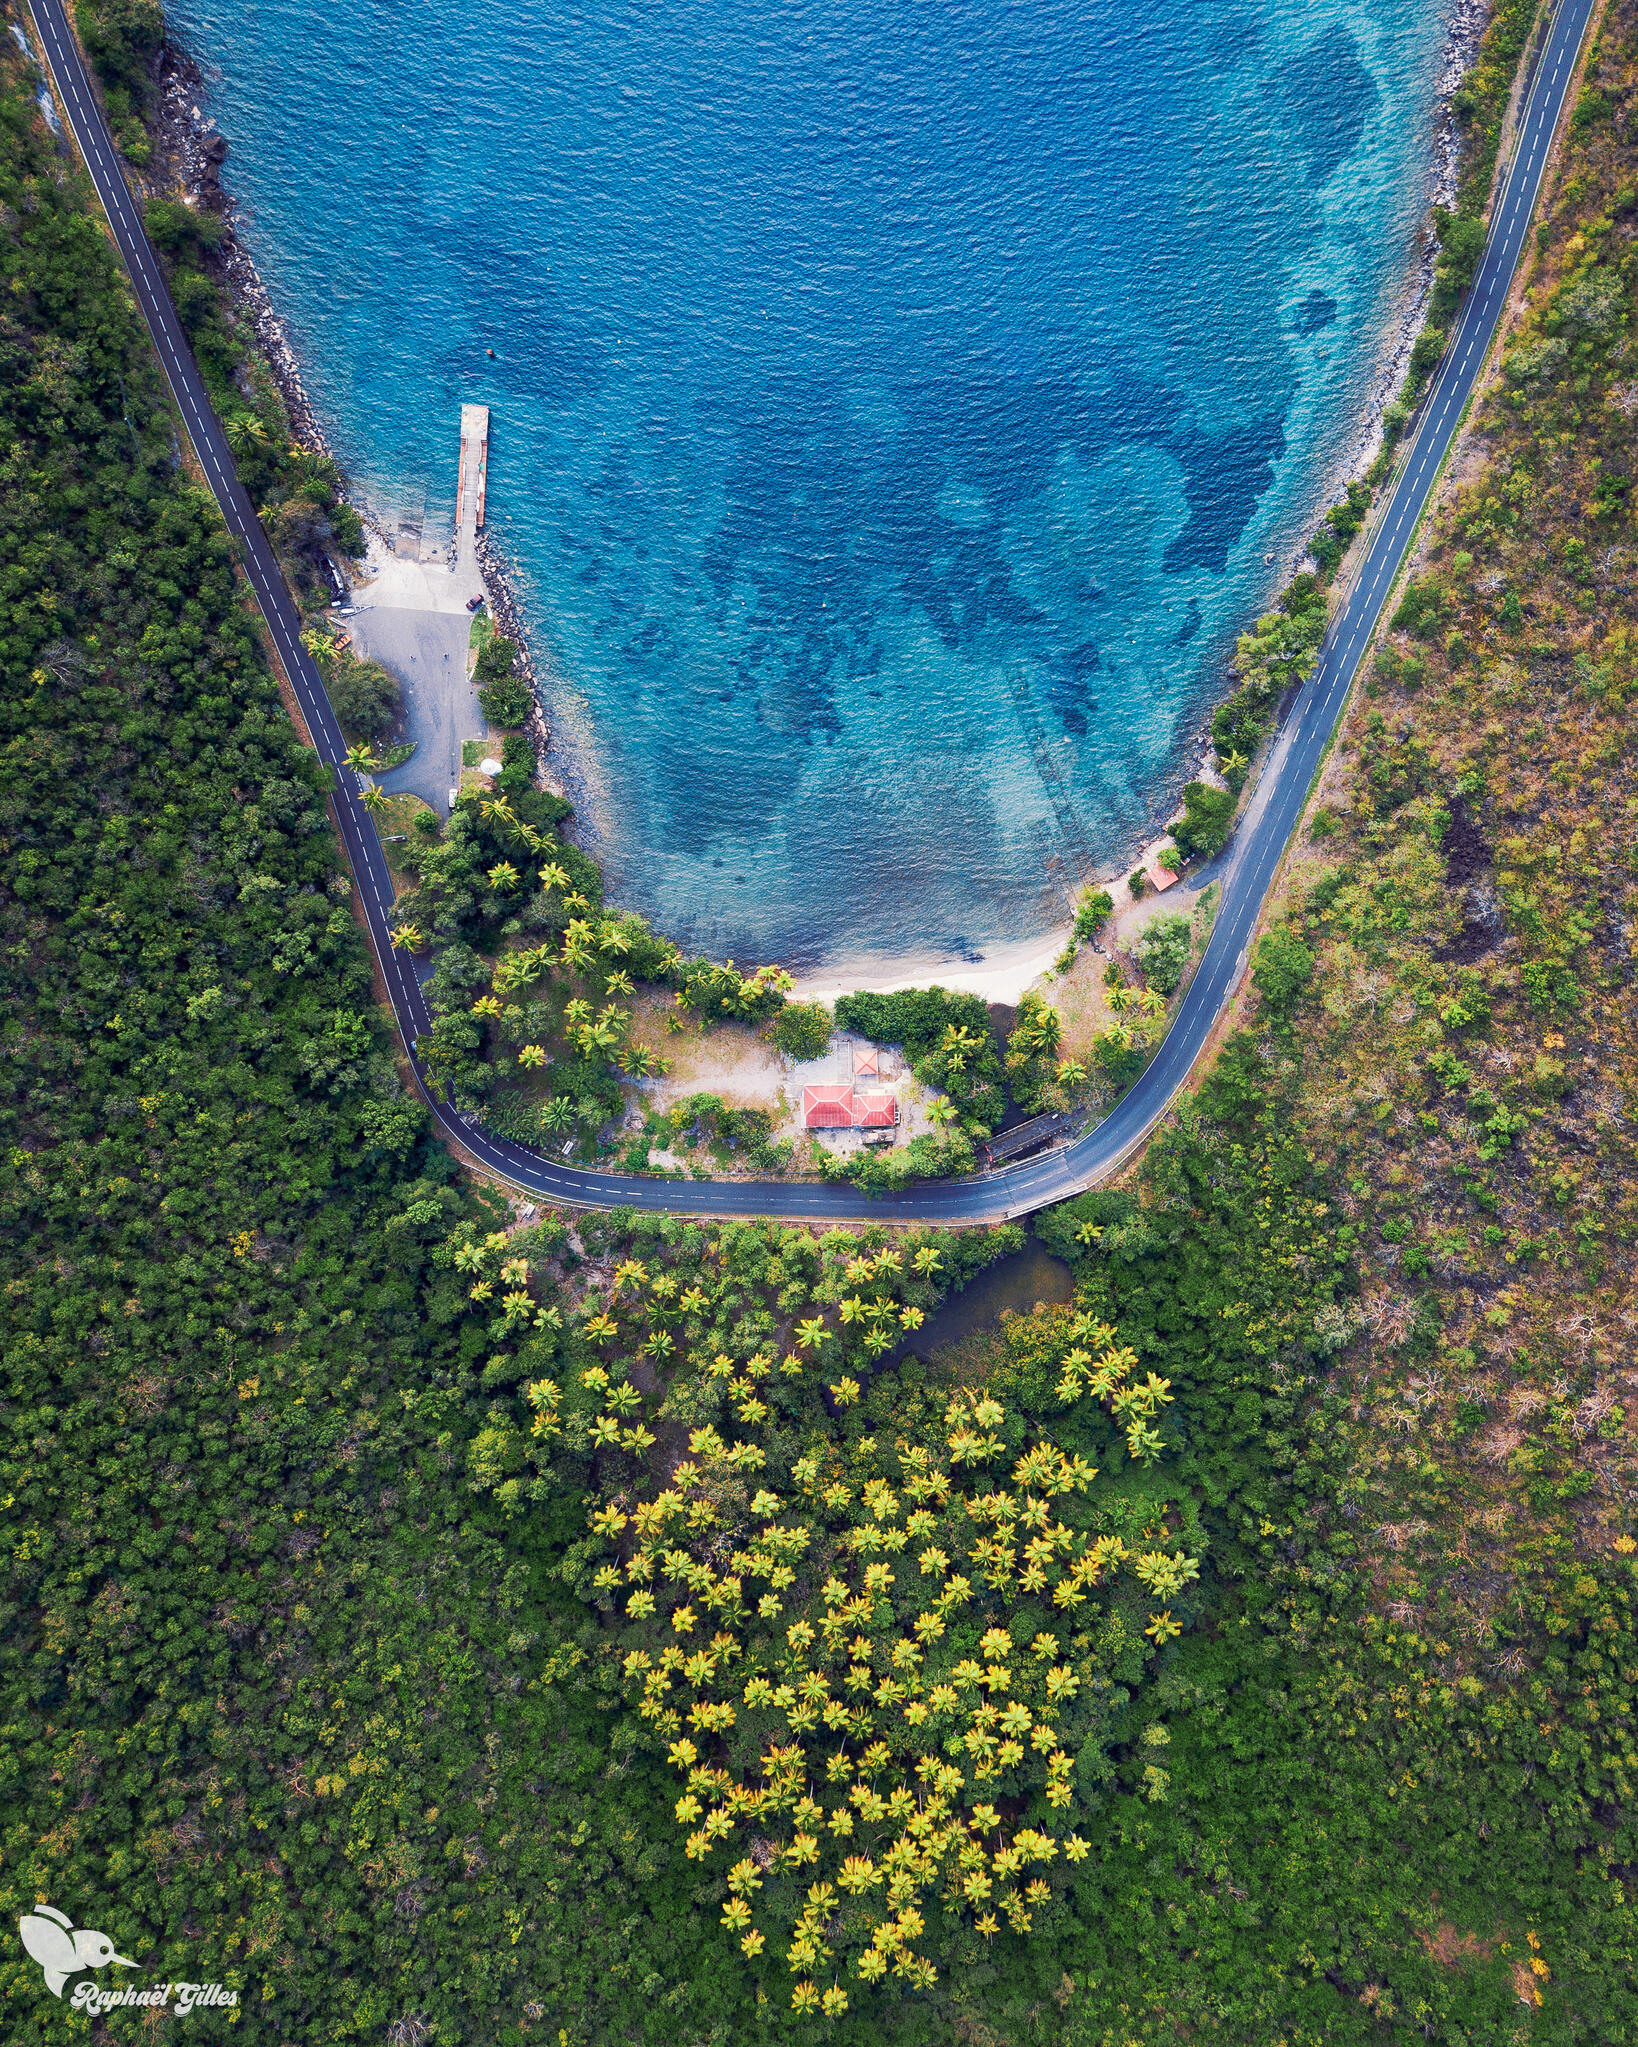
<box><xmin>173</xmin><ymin>0</ymin><xmax>1449</xmax><ymax>966</ymax></box>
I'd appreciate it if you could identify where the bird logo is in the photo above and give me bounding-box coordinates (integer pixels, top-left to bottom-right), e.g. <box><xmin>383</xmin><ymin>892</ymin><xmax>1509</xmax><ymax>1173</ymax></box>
<box><xmin>18</xmin><ymin>1905</ymin><xmax>139</xmax><ymax>1998</ymax></box>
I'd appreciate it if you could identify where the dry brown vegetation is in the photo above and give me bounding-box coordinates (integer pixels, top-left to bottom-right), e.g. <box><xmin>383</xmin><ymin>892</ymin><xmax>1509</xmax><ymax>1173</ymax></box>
<box><xmin>1239</xmin><ymin>0</ymin><xmax>1638</xmax><ymax>1660</ymax></box>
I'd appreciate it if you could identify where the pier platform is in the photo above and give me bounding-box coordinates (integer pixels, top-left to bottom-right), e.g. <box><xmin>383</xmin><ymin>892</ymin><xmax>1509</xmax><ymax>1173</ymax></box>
<box><xmin>455</xmin><ymin>403</ymin><xmax>489</xmax><ymax>574</ymax></box>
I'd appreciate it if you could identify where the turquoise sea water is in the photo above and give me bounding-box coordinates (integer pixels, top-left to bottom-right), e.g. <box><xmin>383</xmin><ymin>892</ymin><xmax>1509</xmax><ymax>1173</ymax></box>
<box><xmin>172</xmin><ymin>0</ymin><xmax>1449</xmax><ymax>969</ymax></box>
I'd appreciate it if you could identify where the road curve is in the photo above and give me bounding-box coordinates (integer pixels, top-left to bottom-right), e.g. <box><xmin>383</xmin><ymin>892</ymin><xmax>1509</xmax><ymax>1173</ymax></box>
<box><xmin>29</xmin><ymin>0</ymin><xmax>1594</xmax><ymax>1223</ymax></box>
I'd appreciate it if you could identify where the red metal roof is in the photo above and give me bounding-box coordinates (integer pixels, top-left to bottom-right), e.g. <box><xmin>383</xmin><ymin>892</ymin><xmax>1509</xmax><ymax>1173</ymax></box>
<box><xmin>803</xmin><ymin>1085</ymin><xmax>857</xmax><ymax>1129</ymax></box>
<box><xmin>803</xmin><ymin>1085</ymin><xmax>900</xmax><ymax>1131</ymax></box>
<box><xmin>855</xmin><ymin>1091</ymin><xmax>898</xmax><ymax>1128</ymax></box>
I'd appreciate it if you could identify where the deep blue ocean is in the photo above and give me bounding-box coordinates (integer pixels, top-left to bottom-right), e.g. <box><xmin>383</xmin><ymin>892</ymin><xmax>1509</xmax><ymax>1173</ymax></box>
<box><xmin>171</xmin><ymin>0</ymin><xmax>1449</xmax><ymax>971</ymax></box>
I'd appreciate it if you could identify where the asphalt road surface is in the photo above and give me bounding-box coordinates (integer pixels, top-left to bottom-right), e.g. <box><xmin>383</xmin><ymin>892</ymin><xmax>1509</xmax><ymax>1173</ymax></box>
<box><xmin>29</xmin><ymin>0</ymin><xmax>1595</xmax><ymax>1223</ymax></box>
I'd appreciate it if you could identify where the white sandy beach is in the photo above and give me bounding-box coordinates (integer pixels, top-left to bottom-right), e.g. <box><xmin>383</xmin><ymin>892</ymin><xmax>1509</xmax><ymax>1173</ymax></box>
<box><xmin>791</xmin><ymin>930</ymin><xmax>1071</xmax><ymax>1010</ymax></box>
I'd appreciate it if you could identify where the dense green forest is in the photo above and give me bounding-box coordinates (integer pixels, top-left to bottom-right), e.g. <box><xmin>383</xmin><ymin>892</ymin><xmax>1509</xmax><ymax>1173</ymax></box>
<box><xmin>2</xmin><ymin>3</ymin><xmax>1637</xmax><ymax>2043</ymax></box>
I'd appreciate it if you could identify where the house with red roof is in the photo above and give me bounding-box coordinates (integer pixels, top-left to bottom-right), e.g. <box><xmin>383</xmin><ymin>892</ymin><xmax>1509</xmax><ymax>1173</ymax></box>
<box><xmin>802</xmin><ymin>1085</ymin><xmax>899</xmax><ymax>1131</ymax></box>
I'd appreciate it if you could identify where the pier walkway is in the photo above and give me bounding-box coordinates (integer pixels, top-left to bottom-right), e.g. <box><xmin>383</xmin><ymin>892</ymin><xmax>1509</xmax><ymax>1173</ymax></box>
<box><xmin>454</xmin><ymin>403</ymin><xmax>489</xmax><ymax>577</ymax></box>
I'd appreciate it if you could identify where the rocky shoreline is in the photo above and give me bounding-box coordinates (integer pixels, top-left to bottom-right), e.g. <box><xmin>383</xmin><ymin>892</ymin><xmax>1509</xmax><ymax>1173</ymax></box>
<box><xmin>1131</xmin><ymin>0</ymin><xmax>1500</xmax><ymax>891</ymax></box>
<box><xmin>1337</xmin><ymin>0</ymin><xmax>1495</xmax><ymax>493</ymax></box>
<box><xmin>141</xmin><ymin>38</ymin><xmax>334</xmax><ymax>462</ymax></box>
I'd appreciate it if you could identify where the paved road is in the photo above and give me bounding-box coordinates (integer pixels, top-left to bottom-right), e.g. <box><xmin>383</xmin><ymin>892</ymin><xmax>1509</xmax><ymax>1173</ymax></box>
<box><xmin>30</xmin><ymin>0</ymin><xmax>1594</xmax><ymax>1223</ymax></box>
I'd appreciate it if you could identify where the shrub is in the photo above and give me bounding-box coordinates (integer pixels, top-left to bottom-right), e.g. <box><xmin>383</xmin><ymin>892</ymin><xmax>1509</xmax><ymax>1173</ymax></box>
<box><xmin>497</xmin><ymin>733</ymin><xmax>538</xmax><ymax>796</ymax></box>
<box><xmin>475</xmin><ymin>633</ymin><xmax>535</xmax><ymax>727</ymax></box>
<box><xmin>1431</xmin><ymin>206</ymin><xmax>1487</xmax><ymax>319</ymax></box>
<box><xmin>1034</xmin><ymin>1188</ymin><xmax>1138</xmax><ymax>1261</ymax></box>
<box><xmin>1251</xmin><ymin>924</ymin><xmax>1315</xmax><ymax>1020</ymax></box>
<box><xmin>329</xmin><ymin>653</ymin><xmax>401</xmax><ymax>741</ymax></box>
<box><xmin>1005</xmin><ymin>992</ymin><xmax>1063</xmax><ymax>1111</ymax></box>
<box><xmin>143</xmin><ymin>196</ymin><xmax>222</xmax><ymax>258</ymax></box>
<box><xmin>331</xmin><ymin>501</ymin><xmax>365</xmax><ymax>554</ymax></box>
<box><xmin>1074</xmin><ymin>887</ymin><xmax>1114</xmax><ymax>942</ymax></box>
<box><xmin>1172</xmin><ymin>782</ymin><xmax>1236</xmax><ymax>862</ymax></box>
<box><xmin>1138</xmin><ymin>914</ymin><xmax>1193</xmax><ymax>996</ymax></box>
<box><xmin>478</xmin><ymin>673</ymin><xmax>534</xmax><ymax>728</ymax></box>
<box><xmin>1407</xmin><ymin>326</ymin><xmax>1446</xmax><ymax>393</ymax></box>
<box><xmin>772</xmin><ymin>1000</ymin><xmax>833</xmax><ymax>1062</ymax></box>
<box><xmin>1391</xmin><ymin>576</ymin><xmax>1449</xmax><ymax>639</ymax></box>
<box><xmin>837</xmin><ymin>986</ymin><xmax>987</xmax><ymax>1059</ymax></box>
<box><xmin>1549</xmin><ymin>264</ymin><xmax>1627</xmax><ymax>341</ymax></box>
<box><xmin>1504</xmin><ymin>332</ymin><xmax>1569</xmax><ymax>386</ymax></box>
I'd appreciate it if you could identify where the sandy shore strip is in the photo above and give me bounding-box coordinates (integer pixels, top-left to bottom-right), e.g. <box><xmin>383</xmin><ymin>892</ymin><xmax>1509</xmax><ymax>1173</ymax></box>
<box><xmin>793</xmin><ymin>928</ymin><xmax>1071</xmax><ymax>1009</ymax></box>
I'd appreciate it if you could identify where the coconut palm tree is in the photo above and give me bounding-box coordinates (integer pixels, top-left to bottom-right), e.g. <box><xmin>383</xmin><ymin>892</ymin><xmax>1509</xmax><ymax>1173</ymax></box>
<box><xmin>389</xmin><ymin>923</ymin><xmax>422</xmax><ymax>951</ymax></box>
<box><xmin>344</xmin><ymin>741</ymin><xmax>380</xmax><ymax>778</ymax></box>
<box><xmin>224</xmin><ymin>410</ymin><xmax>269</xmax><ymax>455</ymax></box>
<box><xmin>517</xmin><ymin>1043</ymin><xmax>548</xmax><ymax>1068</ymax></box>
<box><xmin>486</xmin><ymin>861</ymin><xmax>520</xmax><ymax>891</ymax></box>
<box><xmin>359</xmin><ymin>781</ymin><xmax>388</xmax><ymax>817</ymax></box>
<box><xmin>538</xmin><ymin>861</ymin><xmax>570</xmax><ymax>893</ymax></box>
